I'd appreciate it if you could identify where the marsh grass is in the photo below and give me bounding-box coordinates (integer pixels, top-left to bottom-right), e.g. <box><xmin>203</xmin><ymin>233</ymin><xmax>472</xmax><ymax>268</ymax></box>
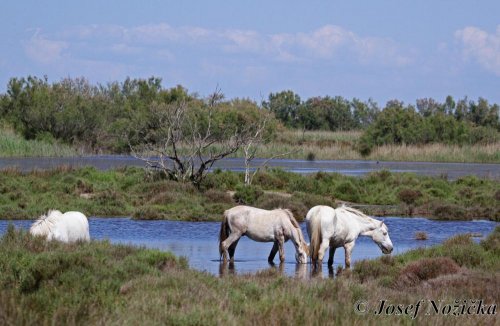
<box><xmin>2</xmin><ymin>124</ymin><xmax>497</xmax><ymax>163</ymax></box>
<box><xmin>355</xmin><ymin>228</ymin><xmax>500</xmax><ymax>284</ymax></box>
<box><xmin>234</xmin><ymin>130</ymin><xmax>500</xmax><ymax>163</ymax></box>
<box><xmin>0</xmin><ymin>167</ymin><xmax>497</xmax><ymax>221</ymax></box>
<box><xmin>0</xmin><ymin>125</ymin><xmax>78</xmax><ymax>157</ymax></box>
<box><xmin>0</xmin><ymin>226</ymin><xmax>498</xmax><ymax>325</ymax></box>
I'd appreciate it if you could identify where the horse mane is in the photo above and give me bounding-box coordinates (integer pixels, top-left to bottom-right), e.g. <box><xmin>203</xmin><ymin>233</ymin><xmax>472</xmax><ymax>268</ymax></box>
<box><xmin>339</xmin><ymin>205</ymin><xmax>382</xmax><ymax>227</ymax></box>
<box><xmin>281</xmin><ymin>209</ymin><xmax>308</xmax><ymax>251</ymax></box>
<box><xmin>30</xmin><ymin>210</ymin><xmax>63</xmax><ymax>236</ymax></box>
<box><xmin>340</xmin><ymin>205</ymin><xmax>371</xmax><ymax>221</ymax></box>
<box><xmin>281</xmin><ymin>209</ymin><xmax>300</xmax><ymax>228</ymax></box>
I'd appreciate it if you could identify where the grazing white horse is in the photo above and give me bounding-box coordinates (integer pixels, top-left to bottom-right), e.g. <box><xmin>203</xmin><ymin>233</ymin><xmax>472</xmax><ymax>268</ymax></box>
<box><xmin>307</xmin><ymin>205</ymin><xmax>393</xmax><ymax>268</ymax></box>
<box><xmin>219</xmin><ymin>205</ymin><xmax>309</xmax><ymax>264</ymax></box>
<box><xmin>30</xmin><ymin>210</ymin><xmax>90</xmax><ymax>243</ymax></box>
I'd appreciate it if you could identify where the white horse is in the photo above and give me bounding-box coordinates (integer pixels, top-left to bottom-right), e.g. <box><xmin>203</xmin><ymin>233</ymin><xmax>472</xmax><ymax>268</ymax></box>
<box><xmin>30</xmin><ymin>210</ymin><xmax>90</xmax><ymax>243</ymax></box>
<box><xmin>219</xmin><ymin>205</ymin><xmax>309</xmax><ymax>264</ymax></box>
<box><xmin>307</xmin><ymin>205</ymin><xmax>393</xmax><ymax>268</ymax></box>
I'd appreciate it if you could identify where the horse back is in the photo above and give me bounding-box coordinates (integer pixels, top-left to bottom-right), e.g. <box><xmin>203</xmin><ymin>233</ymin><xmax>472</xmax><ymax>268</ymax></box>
<box><xmin>57</xmin><ymin>211</ymin><xmax>90</xmax><ymax>242</ymax></box>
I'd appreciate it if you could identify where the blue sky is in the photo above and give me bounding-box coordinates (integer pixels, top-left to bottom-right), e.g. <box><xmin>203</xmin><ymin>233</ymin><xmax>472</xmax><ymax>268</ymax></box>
<box><xmin>1</xmin><ymin>1</ymin><xmax>499</xmax><ymax>106</ymax></box>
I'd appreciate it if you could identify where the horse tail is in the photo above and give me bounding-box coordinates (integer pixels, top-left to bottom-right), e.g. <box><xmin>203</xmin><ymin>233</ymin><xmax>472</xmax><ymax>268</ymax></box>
<box><xmin>308</xmin><ymin>209</ymin><xmax>323</xmax><ymax>263</ymax></box>
<box><xmin>218</xmin><ymin>211</ymin><xmax>231</xmax><ymax>259</ymax></box>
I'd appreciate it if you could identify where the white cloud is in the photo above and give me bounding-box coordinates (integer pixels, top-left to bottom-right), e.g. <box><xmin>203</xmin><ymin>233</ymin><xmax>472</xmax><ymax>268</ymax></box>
<box><xmin>296</xmin><ymin>25</ymin><xmax>350</xmax><ymax>57</ymax></box>
<box><xmin>455</xmin><ymin>25</ymin><xmax>500</xmax><ymax>75</ymax></box>
<box><xmin>24</xmin><ymin>32</ymin><xmax>68</xmax><ymax>64</ymax></box>
<box><xmin>23</xmin><ymin>23</ymin><xmax>413</xmax><ymax>72</ymax></box>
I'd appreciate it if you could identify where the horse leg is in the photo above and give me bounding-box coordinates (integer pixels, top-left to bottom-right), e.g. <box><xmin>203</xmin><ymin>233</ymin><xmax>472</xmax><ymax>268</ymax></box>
<box><xmin>344</xmin><ymin>242</ymin><xmax>355</xmax><ymax>269</ymax></box>
<box><xmin>327</xmin><ymin>246</ymin><xmax>336</xmax><ymax>267</ymax></box>
<box><xmin>278</xmin><ymin>236</ymin><xmax>286</xmax><ymax>263</ymax></box>
<box><xmin>221</xmin><ymin>232</ymin><xmax>242</xmax><ymax>262</ymax></box>
<box><xmin>268</xmin><ymin>241</ymin><xmax>279</xmax><ymax>264</ymax></box>
<box><xmin>317</xmin><ymin>239</ymin><xmax>330</xmax><ymax>264</ymax></box>
<box><xmin>228</xmin><ymin>238</ymin><xmax>240</xmax><ymax>261</ymax></box>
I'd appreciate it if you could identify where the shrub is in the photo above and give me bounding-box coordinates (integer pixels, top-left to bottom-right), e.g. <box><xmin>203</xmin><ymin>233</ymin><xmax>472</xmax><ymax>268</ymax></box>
<box><xmin>415</xmin><ymin>231</ymin><xmax>428</xmax><ymax>240</ymax></box>
<box><xmin>395</xmin><ymin>257</ymin><xmax>460</xmax><ymax>288</ymax></box>
<box><xmin>333</xmin><ymin>181</ymin><xmax>360</xmax><ymax>203</ymax></box>
<box><xmin>233</xmin><ymin>184</ymin><xmax>263</xmax><ymax>205</ymax></box>
<box><xmin>292</xmin><ymin>192</ymin><xmax>336</xmax><ymax>209</ymax></box>
<box><xmin>432</xmin><ymin>203</ymin><xmax>467</xmax><ymax>220</ymax></box>
<box><xmin>256</xmin><ymin>194</ymin><xmax>308</xmax><ymax>221</ymax></box>
<box><xmin>203</xmin><ymin>189</ymin><xmax>234</xmax><ymax>204</ymax></box>
<box><xmin>480</xmin><ymin>226</ymin><xmax>500</xmax><ymax>254</ymax></box>
<box><xmin>398</xmin><ymin>189</ymin><xmax>422</xmax><ymax>205</ymax></box>
<box><xmin>353</xmin><ymin>258</ymin><xmax>394</xmax><ymax>283</ymax></box>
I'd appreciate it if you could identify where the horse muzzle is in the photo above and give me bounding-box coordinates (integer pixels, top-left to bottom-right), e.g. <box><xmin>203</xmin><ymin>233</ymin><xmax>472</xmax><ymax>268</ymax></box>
<box><xmin>381</xmin><ymin>245</ymin><xmax>393</xmax><ymax>254</ymax></box>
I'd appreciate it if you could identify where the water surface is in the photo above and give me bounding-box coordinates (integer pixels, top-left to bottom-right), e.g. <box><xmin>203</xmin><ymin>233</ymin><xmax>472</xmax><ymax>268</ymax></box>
<box><xmin>1</xmin><ymin>156</ymin><xmax>498</xmax><ymax>179</ymax></box>
<box><xmin>0</xmin><ymin>217</ymin><xmax>496</xmax><ymax>278</ymax></box>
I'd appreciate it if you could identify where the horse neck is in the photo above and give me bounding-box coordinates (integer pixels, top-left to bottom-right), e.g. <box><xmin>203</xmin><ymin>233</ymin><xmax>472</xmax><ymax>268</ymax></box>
<box><xmin>350</xmin><ymin>214</ymin><xmax>379</xmax><ymax>235</ymax></box>
<box><xmin>284</xmin><ymin>216</ymin><xmax>306</xmax><ymax>248</ymax></box>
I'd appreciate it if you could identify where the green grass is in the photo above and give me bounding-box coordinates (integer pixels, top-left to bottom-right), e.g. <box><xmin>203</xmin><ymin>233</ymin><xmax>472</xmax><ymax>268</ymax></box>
<box><xmin>0</xmin><ymin>125</ymin><xmax>77</xmax><ymax>157</ymax></box>
<box><xmin>0</xmin><ymin>225</ymin><xmax>498</xmax><ymax>325</ymax></box>
<box><xmin>0</xmin><ymin>167</ymin><xmax>498</xmax><ymax>221</ymax></box>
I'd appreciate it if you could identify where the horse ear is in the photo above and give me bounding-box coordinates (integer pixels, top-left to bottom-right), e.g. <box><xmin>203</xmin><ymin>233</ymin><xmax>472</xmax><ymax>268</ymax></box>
<box><xmin>380</xmin><ymin>219</ymin><xmax>384</xmax><ymax>226</ymax></box>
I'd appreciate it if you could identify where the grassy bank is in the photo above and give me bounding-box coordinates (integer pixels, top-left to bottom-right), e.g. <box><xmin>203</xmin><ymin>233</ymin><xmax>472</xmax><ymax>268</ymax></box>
<box><xmin>0</xmin><ymin>167</ymin><xmax>498</xmax><ymax>221</ymax></box>
<box><xmin>0</xmin><ymin>125</ymin><xmax>78</xmax><ymax>157</ymax></box>
<box><xmin>0</xmin><ymin>226</ymin><xmax>498</xmax><ymax>325</ymax></box>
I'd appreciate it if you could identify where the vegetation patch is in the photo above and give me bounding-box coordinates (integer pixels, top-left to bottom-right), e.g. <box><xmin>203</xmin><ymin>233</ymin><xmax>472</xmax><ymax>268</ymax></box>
<box><xmin>0</xmin><ymin>167</ymin><xmax>498</xmax><ymax>221</ymax></box>
<box><xmin>0</xmin><ymin>225</ymin><xmax>497</xmax><ymax>325</ymax></box>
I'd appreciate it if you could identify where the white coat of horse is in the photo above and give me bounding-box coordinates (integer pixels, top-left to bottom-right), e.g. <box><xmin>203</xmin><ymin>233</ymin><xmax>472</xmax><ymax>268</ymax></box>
<box><xmin>29</xmin><ymin>210</ymin><xmax>90</xmax><ymax>243</ymax></box>
<box><xmin>219</xmin><ymin>205</ymin><xmax>309</xmax><ymax>264</ymax></box>
<box><xmin>307</xmin><ymin>205</ymin><xmax>393</xmax><ymax>268</ymax></box>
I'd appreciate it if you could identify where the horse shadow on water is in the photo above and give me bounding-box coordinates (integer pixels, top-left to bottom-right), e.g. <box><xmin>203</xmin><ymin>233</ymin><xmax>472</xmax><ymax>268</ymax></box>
<box><xmin>217</xmin><ymin>204</ymin><xmax>394</xmax><ymax>280</ymax></box>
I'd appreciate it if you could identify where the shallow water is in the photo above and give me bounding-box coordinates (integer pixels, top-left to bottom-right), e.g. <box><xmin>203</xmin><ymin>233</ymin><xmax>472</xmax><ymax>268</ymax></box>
<box><xmin>0</xmin><ymin>217</ymin><xmax>497</xmax><ymax>278</ymax></box>
<box><xmin>1</xmin><ymin>156</ymin><xmax>499</xmax><ymax>179</ymax></box>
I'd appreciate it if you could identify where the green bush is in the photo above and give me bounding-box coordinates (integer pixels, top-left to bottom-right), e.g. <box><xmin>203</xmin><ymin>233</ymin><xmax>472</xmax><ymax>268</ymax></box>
<box><xmin>233</xmin><ymin>184</ymin><xmax>264</xmax><ymax>205</ymax></box>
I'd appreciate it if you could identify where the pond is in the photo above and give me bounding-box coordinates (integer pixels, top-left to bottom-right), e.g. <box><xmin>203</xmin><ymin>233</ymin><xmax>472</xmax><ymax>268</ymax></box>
<box><xmin>1</xmin><ymin>156</ymin><xmax>499</xmax><ymax>179</ymax></box>
<box><xmin>0</xmin><ymin>217</ymin><xmax>497</xmax><ymax>278</ymax></box>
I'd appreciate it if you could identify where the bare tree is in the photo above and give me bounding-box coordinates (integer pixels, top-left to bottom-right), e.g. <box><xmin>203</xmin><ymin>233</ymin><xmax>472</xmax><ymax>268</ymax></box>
<box><xmin>130</xmin><ymin>91</ymin><xmax>248</xmax><ymax>188</ymax></box>
<box><xmin>242</xmin><ymin>112</ymin><xmax>298</xmax><ymax>185</ymax></box>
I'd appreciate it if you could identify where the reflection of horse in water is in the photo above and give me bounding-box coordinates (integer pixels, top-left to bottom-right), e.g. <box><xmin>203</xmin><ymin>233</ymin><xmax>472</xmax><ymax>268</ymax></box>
<box><xmin>29</xmin><ymin>210</ymin><xmax>90</xmax><ymax>243</ymax></box>
<box><xmin>307</xmin><ymin>205</ymin><xmax>393</xmax><ymax>268</ymax></box>
<box><xmin>219</xmin><ymin>205</ymin><xmax>309</xmax><ymax>264</ymax></box>
<box><xmin>219</xmin><ymin>259</ymin><xmax>286</xmax><ymax>277</ymax></box>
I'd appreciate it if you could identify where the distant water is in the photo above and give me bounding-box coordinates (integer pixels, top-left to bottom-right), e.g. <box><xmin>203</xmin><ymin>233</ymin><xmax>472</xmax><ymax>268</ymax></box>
<box><xmin>0</xmin><ymin>217</ymin><xmax>496</xmax><ymax>278</ymax></box>
<box><xmin>1</xmin><ymin>156</ymin><xmax>499</xmax><ymax>179</ymax></box>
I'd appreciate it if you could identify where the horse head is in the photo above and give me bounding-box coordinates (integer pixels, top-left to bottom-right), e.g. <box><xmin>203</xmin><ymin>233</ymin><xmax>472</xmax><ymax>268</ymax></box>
<box><xmin>368</xmin><ymin>220</ymin><xmax>393</xmax><ymax>254</ymax></box>
<box><xmin>295</xmin><ymin>241</ymin><xmax>309</xmax><ymax>264</ymax></box>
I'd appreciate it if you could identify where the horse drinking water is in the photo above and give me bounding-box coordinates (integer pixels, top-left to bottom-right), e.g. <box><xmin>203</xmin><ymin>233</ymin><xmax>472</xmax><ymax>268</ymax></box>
<box><xmin>30</xmin><ymin>210</ymin><xmax>90</xmax><ymax>243</ymax></box>
<box><xmin>219</xmin><ymin>205</ymin><xmax>309</xmax><ymax>264</ymax></box>
<box><xmin>307</xmin><ymin>205</ymin><xmax>393</xmax><ymax>268</ymax></box>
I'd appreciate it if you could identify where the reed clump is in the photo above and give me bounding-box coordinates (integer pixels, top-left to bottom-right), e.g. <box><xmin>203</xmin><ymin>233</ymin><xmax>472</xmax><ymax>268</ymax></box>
<box><xmin>415</xmin><ymin>231</ymin><xmax>428</xmax><ymax>240</ymax></box>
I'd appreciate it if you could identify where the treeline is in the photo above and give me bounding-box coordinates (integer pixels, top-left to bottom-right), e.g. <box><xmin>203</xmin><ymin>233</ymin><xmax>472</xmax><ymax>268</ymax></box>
<box><xmin>1</xmin><ymin>76</ymin><xmax>499</xmax><ymax>155</ymax></box>
<box><xmin>263</xmin><ymin>90</ymin><xmax>379</xmax><ymax>130</ymax></box>
<box><xmin>264</xmin><ymin>90</ymin><xmax>499</xmax><ymax>154</ymax></box>
<box><xmin>358</xmin><ymin>99</ymin><xmax>499</xmax><ymax>155</ymax></box>
<box><xmin>0</xmin><ymin>76</ymin><xmax>268</xmax><ymax>153</ymax></box>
